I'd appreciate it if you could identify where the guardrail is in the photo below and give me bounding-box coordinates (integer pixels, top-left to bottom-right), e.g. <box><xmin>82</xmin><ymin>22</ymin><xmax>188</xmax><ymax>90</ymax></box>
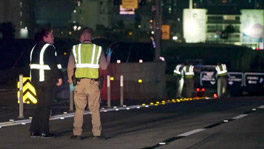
<box><xmin>200</xmin><ymin>71</ymin><xmax>264</xmax><ymax>88</ymax></box>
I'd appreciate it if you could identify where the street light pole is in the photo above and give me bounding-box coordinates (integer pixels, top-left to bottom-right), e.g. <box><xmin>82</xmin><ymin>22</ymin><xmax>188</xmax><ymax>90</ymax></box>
<box><xmin>189</xmin><ymin>0</ymin><xmax>193</xmax><ymax>9</ymax></box>
<box><xmin>154</xmin><ymin>0</ymin><xmax>162</xmax><ymax>61</ymax></box>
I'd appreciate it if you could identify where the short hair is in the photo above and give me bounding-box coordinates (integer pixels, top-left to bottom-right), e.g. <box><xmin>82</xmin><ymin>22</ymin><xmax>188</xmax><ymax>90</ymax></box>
<box><xmin>81</xmin><ymin>27</ymin><xmax>93</xmax><ymax>35</ymax></box>
<box><xmin>34</xmin><ymin>28</ymin><xmax>52</xmax><ymax>44</ymax></box>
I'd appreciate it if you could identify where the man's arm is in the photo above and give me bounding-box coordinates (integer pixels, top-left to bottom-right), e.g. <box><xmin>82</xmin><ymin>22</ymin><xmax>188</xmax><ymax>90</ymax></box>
<box><xmin>45</xmin><ymin>46</ymin><xmax>63</xmax><ymax>86</ymax></box>
<box><xmin>100</xmin><ymin>51</ymin><xmax>111</xmax><ymax>70</ymax></box>
<box><xmin>67</xmin><ymin>53</ymin><xmax>75</xmax><ymax>83</ymax></box>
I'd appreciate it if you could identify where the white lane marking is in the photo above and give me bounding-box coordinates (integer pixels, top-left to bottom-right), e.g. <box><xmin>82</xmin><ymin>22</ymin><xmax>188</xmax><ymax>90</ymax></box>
<box><xmin>178</xmin><ymin>128</ymin><xmax>205</xmax><ymax>137</ymax></box>
<box><xmin>258</xmin><ymin>105</ymin><xmax>264</xmax><ymax>109</ymax></box>
<box><xmin>159</xmin><ymin>142</ymin><xmax>166</xmax><ymax>145</ymax></box>
<box><xmin>0</xmin><ymin>104</ymin><xmax>144</xmax><ymax>128</ymax></box>
<box><xmin>0</xmin><ymin>122</ymin><xmax>17</xmax><ymax>127</ymax></box>
<box><xmin>232</xmin><ymin>114</ymin><xmax>248</xmax><ymax>120</ymax></box>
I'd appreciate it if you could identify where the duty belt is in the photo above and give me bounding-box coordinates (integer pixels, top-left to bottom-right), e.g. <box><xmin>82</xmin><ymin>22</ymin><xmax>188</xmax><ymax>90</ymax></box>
<box><xmin>76</xmin><ymin>78</ymin><xmax>99</xmax><ymax>81</ymax></box>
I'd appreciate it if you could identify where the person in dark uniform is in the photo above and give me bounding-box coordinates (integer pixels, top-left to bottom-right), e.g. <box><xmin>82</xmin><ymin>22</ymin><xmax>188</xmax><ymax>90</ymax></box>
<box><xmin>29</xmin><ymin>28</ymin><xmax>63</xmax><ymax>138</ymax></box>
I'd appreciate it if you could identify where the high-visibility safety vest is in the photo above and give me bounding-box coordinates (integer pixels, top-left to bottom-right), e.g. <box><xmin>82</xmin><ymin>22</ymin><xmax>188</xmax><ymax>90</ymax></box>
<box><xmin>72</xmin><ymin>44</ymin><xmax>102</xmax><ymax>79</ymax></box>
<box><xmin>215</xmin><ymin>64</ymin><xmax>227</xmax><ymax>77</ymax></box>
<box><xmin>173</xmin><ymin>64</ymin><xmax>183</xmax><ymax>76</ymax></box>
<box><xmin>183</xmin><ymin>65</ymin><xmax>194</xmax><ymax>78</ymax></box>
<box><xmin>30</xmin><ymin>44</ymin><xmax>62</xmax><ymax>82</ymax></box>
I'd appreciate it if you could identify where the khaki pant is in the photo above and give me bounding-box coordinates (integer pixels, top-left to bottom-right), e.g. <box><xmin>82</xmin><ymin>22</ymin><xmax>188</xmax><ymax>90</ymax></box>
<box><xmin>185</xmin><ymin>78</ymin><xmax>194</xmax><ymax>98</ymax></box>
<box><xmin>217</xmin><ymin>77</ymin><xmax>227</xmax><ymax>98</ymax></box>
<box><xmin>73</xmin><ymin>79</ymin><xmax>101</xmax><ymax>136</ymax></box>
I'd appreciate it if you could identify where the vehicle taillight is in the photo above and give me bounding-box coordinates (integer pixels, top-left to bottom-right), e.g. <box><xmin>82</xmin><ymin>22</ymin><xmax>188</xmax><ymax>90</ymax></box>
<box><xmin>213</xmin><ymin>93</ymin><xmax>218</xmax><ymax>99</ymax></box>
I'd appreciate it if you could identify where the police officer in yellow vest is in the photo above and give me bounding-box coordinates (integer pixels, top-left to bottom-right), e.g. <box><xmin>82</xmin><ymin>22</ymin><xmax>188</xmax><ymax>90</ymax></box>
<box><xmin>174</xmin><ymin>63</ymin><xmax>184</xmax><ymax>98</ymax></box>
<box><xmin>67</xmin><ymin>28</ymin><xmax>111</xmax><ymax>140</ymax></box>
<box><xmin>183</xmin><ymin>63</ymin><xmax>194</xmax><ymax>98</ymax></box>
<box><xmin>215</xmin><ymin>63</ymin><xmax>228</xmax><ymax>98</ymax></box>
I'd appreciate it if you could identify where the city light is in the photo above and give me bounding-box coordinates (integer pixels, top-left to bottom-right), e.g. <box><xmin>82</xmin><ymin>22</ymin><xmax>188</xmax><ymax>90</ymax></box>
<box><xmin>159</xmin><ymin>56</ymin><xmax>165</xmax><ymax>61</ymax></box>
<box><xmin>172</xmin><ymin>36</ymin><xmax>178</xmax><ymax>41</ymax></box>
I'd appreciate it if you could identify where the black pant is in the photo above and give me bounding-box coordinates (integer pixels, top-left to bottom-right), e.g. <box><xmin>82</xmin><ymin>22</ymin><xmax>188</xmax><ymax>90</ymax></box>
<box><xmin>30</xmin><ymin>85</ymin><xmax>55</xmax><ymax>134</ymax></box>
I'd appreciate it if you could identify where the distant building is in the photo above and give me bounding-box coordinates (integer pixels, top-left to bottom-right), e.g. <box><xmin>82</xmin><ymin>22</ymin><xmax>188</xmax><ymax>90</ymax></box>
<box><xmin>71</xmin><ymin>0</ymin><xmax>112</xmax><ymax>31</ymax></box>
<box><xmin>0</xmin><ymin>0</ymin><xmax>33</xmax><ymax>38</ymax></box>
<box><xmin>71</xmin><ymin>0</ymin><xmax>153</xmax><ymax>39</ymax></box>
<box><xmin>34</xmin><ymin>0</ymin><xmax>74</xmax><ymax>38</ymax></box>
<box><xmin>183</xmin><ymin>0</ymin><xmax>264</xmax><ymax>49</ymax></box>
<box><xmin>0</xmin><ymin>0</ymin><xmax>74</xmax><ymax>39</ymax></box>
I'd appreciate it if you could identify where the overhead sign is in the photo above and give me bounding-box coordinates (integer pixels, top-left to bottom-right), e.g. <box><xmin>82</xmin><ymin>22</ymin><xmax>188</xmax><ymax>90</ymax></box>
<box><xmin>120</xmin><ymin>5</ymin><xmax>135</xmax><ymax>15</ymax></box>
<box><xmin>122</xmin><ymin>0</ymin><xmax>138</xmax><ymax>9</ymax></box>
<box><xmin>244</xmin><ymin>72</ymin><xmax>264</xmax><ymax>87</ymax></box>
<box><xmin>228</xmin><ymin>72</ymin><xmax>243</xmax><ymax>87</ymax></box>
<box><xmin>17</xmin><ymin>77</ymin><xmax>37</xmax><ymax>104</ymax></box>
<box><xmin>162</xmin><ymin>25</ymin><xmax>171</xmax><ymax>40</ymax></box>
<box><xmin>183</xmin><ymin>9</ymin><xmax>207</xmax><ymax>43</ymax></box>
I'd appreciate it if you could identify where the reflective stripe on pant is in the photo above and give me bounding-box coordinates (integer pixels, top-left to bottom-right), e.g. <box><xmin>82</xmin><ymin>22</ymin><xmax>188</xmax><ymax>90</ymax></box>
<box><xmin>176</xmin><ymin>77</ymin><xmax>184</xmax><ymax>98</ymax></box>
<box><xmin>217</xmin><ymin>77</ymin><xmax>227</xmax><ymax>98</ymax></box>
<box><xmin>73</xmin><ymin>79</ymin><xmax>101</xmax><ymax>136</ymax></box>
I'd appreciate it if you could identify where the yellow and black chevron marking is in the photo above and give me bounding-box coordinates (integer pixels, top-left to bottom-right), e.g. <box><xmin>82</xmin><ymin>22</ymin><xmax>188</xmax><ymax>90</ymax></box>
<box><xmin>17</xmin><ymin>77</ymin><xmax>37</xmax><ymax>104</ymax></box>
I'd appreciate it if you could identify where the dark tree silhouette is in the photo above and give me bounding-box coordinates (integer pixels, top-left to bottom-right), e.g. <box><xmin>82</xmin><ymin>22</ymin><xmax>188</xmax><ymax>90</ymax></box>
<box><xmin>0</xmin><ymin>22</ymin><xmax>16</xmax><ymax>39</ymax></box>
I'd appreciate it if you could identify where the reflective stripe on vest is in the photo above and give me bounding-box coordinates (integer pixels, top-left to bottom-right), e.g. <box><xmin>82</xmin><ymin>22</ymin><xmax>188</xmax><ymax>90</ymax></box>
<box><xmin>73</xmin><ymin>44</ymin><xmax>102</xmax><ymax>78</ymax></box>
<box><xmin>174</xmin><ymin>64</ymin><xmax>182</xmax><ymax>75</ymax></box>
<box><xmin>30</xmin><ymin>44</ymin><xmax>62</xmax><ymax>82</ymax></box>
<box><xmin>215</xmin><ymin>64</ymin><xmax>227</xmax><ymax>76</ymax></box>
<box><xmin>184</xmin><ymin>65</ymin><xmax>194</xmax><ymax>78</ymax></box>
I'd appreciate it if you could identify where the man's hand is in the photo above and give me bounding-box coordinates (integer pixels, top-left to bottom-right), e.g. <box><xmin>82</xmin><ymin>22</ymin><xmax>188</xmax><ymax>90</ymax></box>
<box><xmin>70</xmin><ymin>83</ymin><xmax>75</xmax><ymax>91</ymax></box>
<box><xmin>56</xmin><ymin>78</ymin><xmax>63</xmax><ymax>86</ymax></box>
<box><xmin>107</xmin><ymin>48</ymin><xmax>112</xmax><ymax>57</ymax></box>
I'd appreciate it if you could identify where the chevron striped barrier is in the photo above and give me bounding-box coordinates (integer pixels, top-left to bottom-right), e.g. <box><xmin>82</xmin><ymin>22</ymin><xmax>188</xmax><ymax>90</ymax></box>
<box><xmin>17</xmin><ymin>77</ymin><xmax>37</xmax><ymax>104</ymax></box>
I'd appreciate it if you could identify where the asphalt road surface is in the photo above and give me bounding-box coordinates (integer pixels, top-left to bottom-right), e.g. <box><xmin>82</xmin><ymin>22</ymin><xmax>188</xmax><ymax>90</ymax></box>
<box><xmin>0</xmin><ymin>96</ymin><xmax>264</xmax><ymax>149</ymax></box>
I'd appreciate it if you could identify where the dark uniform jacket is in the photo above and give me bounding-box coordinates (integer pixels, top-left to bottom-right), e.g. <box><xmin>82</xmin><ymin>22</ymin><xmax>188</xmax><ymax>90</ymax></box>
<box><xmin>30</xmin><ymin>41</ymin><xmax>62</xmax><ymax>87</ymax></box>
